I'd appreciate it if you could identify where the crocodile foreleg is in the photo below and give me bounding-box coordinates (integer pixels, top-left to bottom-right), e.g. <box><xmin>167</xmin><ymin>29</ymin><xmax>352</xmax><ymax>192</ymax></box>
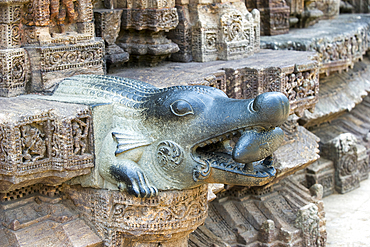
<box><xmin>109</xmin><ymin>160</ymin><xmax>158</xmax><ymax>198</ymax></box>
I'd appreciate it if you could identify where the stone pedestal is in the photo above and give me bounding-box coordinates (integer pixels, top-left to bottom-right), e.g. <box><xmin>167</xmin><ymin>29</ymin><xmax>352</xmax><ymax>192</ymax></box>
<box><xmin>65</xmin><ymin>185</ymin><xmax>208</xmax><ymax>246</ymax></box>
<box><xmin>116</xmin><ymin>0</ymin><xmax>180</xmax><ymax>66</ymax></box>
<box><xmin>306</xmin><ymin>158</ymin><xmax>335</xmax><ymax>197</ymax></box>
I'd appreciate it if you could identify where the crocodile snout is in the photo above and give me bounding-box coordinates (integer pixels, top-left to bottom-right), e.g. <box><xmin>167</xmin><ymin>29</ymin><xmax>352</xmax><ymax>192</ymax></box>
<box><xmin>252</xmin><ymin>92</ymin><xmax>290</xmax><ymax>128</ymax></box>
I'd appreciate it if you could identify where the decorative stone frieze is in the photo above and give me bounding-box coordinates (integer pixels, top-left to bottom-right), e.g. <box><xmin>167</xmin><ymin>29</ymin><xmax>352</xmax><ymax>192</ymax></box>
<box><xmin>26</xmin><ymin>40</ymin><xmax>105</xmax><ymax>92</ymax></box>
<box><xmin>66</xmin><ymin>184</ymin><xmax>208</xmax><ymax>246</ymax></box>
<box><xmin>0</xmin><ymin>97</ymin><xmax>94</xmax><ymax>192</ymax></box>
<box><xmin>261</xmin><ymin>14</ymin><xmax>370</xmax><ymax>77</ymax></box>
<box><xmin>300</xmin><ymin>58</ymin><xmax>370</xmax><ymax>128</ymax></box>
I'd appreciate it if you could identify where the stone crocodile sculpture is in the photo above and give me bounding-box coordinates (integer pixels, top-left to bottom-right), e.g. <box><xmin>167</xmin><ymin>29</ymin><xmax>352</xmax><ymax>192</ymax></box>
<box><xmin>50</xmin><ymin>75</ymin><xmax>289</xmax><ymax>197</ymax></box>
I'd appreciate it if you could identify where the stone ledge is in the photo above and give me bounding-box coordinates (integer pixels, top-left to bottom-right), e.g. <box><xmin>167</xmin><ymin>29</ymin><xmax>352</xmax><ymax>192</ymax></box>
<box><xmin>300</xmin><ymin>57</ymin><xmax>370</xmax><ymax>128</ymax></box>
<box><xmin>261</xmin><ymin>14</ymin><xmax>370</xmax><ymax>76</ymax></box>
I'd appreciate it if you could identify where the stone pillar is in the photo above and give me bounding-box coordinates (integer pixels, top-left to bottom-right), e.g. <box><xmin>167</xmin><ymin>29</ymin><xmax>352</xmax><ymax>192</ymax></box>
<box><xmin>65</xmin><ymin>184</ymin><xmax>208</xmax><ymax>246</ymax></box>
<box><xmin>0</xmin><ymin>0</ymin><xmax>30</xmax><ymax>97</ymax></box>
<box><xmin>117</xmin><ymin>0</ymin><xmax>179</xmax><ymax>66</ymax></box>
<box><xmin>94</xmin><ymin>9</ymin><xmax>129</xmax><ymax>70</ymax></box>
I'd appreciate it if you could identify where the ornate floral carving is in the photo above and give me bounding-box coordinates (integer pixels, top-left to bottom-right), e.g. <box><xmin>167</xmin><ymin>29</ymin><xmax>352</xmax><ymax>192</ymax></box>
<box><xmin>40</xmin><ymin>42</ymin><xmax>104</xmax><ymax>72</ymax></box>
<box><xmin>0</xmin><ymin>49</ymin><xmax>29</xmax><ymax>97</ymax></box>
<box><xmin>157</xmin><ymin>141</ymin><xmax>184</xmax><ymax>171</ymax></box>
<box><xmin>66</xmin><ymin>185</ymin><xmax>208</xmax><ymax>246</ymax></box>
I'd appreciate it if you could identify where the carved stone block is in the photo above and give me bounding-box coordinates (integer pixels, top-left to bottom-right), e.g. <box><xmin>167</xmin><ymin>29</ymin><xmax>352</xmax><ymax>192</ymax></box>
<box><xmin>0</xmin><ymin>48</ymin><xmax>29</xmax><ymax>97</ymax></box>
<box><xmin>190</xmin><ymin>2</ymin><xmax>260</xmax><ymax>62</ymax></box>
<box><xmin>0</xmin><ymin>3</ymin><xmax>24</xmax><ymax>49</ymax></box>
<box><xmin>316</xmin><ymin>0</ymin><xmax>340</xmax><ymax>19</ymax></box>
<box><xmin>306</xmin><ymin>158</ymin><xmax>335</xmax><ymax>197</ymax></box>
<box><xmin>65</xmin><ymin>184</ymin><xmax>208</xmax><ymax>247</ymax></box>
<box><xmin>0</xmin><ymin>97</ymin><xmax>94</xmax><ymax>192</ymax></box>
<box><xmin>167</xmin><ymin>5</ymin><xmax>193</xmax><ymax>62</ymax></box>
<box><xmin>318</xmin><ymin>133</ymin><xmax>361</xmax><ymax>194</ymax></box>
<box><xmin>26</xmin><ymin>40</ymin><xmax>105</xmax><ymax>92</ymax></box>
<box><xmin>245</xmin><ymin>0</ymin><xmax>290</xmax><ymax>36</ymax></box>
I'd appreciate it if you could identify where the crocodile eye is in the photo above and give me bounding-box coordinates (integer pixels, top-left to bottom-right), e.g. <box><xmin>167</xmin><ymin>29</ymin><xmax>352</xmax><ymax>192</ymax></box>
<box><xmin>170</xmin><ymin>100</ymin><xmax>194</xmax><ymax>117</ymax></box>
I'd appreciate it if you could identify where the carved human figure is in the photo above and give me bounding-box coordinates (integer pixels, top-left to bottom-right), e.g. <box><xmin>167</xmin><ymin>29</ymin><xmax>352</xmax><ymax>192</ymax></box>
<box><xmin>21</xmin><ymin>125</ymin><xmax>46</xmax><ymax>162</ymax></box>
<box><xmin>72</xmin><ymin>119</ymin><xmax>88</xmax><ymax>155</ymax></box>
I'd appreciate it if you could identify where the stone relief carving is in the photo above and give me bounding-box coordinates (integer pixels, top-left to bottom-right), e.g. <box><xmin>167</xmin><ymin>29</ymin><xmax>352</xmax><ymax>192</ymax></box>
<box><xmin>0</xmin><ymin>98</ymin><xmax>94</xmax><ymax>192</ymax></box>
<box><xmin>48</xmin><ymin>74</ymin><xmax>289</xmax><ymax>198</ymax></box>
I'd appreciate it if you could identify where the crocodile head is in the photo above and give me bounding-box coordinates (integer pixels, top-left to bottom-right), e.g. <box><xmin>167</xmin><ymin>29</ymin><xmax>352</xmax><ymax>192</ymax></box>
<box><xmin>139</xmin><ymin>85</ymin><xmax>289</xmax><ymax>189</ymax></box>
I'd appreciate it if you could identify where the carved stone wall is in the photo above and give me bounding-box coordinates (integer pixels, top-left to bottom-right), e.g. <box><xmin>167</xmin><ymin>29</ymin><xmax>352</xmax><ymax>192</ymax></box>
<box><xmin>0</xmin><ymin>97</ymin><xmax>94</xmax><ymax>192</ymax></box>
<box><xmin>116</xmin><ymin>0</ymin><xmax>179</xmax><ymax>66</ymax></box>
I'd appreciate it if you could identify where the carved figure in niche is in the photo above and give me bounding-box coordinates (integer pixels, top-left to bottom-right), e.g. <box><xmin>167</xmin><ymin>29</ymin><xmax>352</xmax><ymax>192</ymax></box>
<box><xmin>21</xmin><ymin>125</ymin><xmax>46</xmax><ymax>162</ymax></box>
<box><xmin>72</xmin><ymin>118</ymin><xmax>89</xmax><ymax>155</ymax></box>
<box><xmin>50</xmin><ymin>0</ymin><xmax>78</xmax><ymax>32</ymax></box>
<box><xmin>51</xmin><ymin>75</ymin><xmax>289</xmax><ymax>198</ymax></box>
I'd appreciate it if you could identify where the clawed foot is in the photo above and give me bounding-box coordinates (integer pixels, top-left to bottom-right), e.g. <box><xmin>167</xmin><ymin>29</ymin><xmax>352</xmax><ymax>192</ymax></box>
<box><xmin>110</xmin><ymin>162</ymin><xmax>158</xmax><ymax>198</ymax></box>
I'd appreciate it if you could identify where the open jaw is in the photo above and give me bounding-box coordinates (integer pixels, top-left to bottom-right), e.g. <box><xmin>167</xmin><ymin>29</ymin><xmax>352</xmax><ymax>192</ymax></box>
<box><xmin>191</xmin><ymin>126</ymin><xmax>277</xmax><ymax>180</ymax></box>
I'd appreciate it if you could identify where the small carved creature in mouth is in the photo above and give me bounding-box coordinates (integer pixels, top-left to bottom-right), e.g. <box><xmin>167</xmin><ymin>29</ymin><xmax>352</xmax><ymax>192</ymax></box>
<box><xmin>191</xmin><ymin>126</ymin><xmax>284</xmax><ymax>180</ymax></box>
